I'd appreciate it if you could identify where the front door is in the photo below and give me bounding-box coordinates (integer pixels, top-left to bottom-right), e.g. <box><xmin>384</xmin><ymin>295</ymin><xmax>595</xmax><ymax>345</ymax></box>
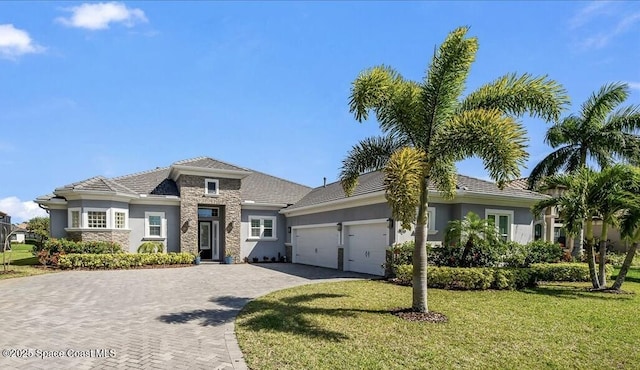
<box><xmin>198</xmin><ymin>221</ymin><xmax>219</xmax><ymax>260</ymax></box>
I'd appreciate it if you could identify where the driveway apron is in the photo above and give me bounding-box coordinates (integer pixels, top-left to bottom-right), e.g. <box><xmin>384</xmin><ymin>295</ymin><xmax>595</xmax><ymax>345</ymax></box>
<box><xmin>0</xmin><ymin>264</ymin><xmax>370</xmax><ymax>369</ymax></box>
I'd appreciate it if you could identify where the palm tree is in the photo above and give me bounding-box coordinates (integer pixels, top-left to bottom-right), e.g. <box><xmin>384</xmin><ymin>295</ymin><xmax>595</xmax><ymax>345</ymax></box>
<box><xmin>528</xmin><ymin>83</ymin><xmax>640</xmax><ymax>190</ymax></box>
<box><xmin>612</xmin><ymin>203</ymin><xmax>640</xmax><ymax>290</ymax></box>
<box><xmin>340</xmin><ymin>27</ymin><xmax>567</xmax><ymax>313</ymax></box>
<box><xmin>532</xmin><ymin>165</ymin><xmax>639</xmax><ymax>289</ymax></box>
<box><xmin>444</xmin><ymin>212</ymin><xmax>500</xmax><ymax>267</ymax></box>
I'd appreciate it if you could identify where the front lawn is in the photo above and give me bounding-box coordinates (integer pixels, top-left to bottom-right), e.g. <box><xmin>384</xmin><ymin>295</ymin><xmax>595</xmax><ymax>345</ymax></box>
<box><xmin>236</xmin><ymin>269</ymin><xmax>640</xmax><ymax>369</ymax></box>
<box><xmin>0</xmin><ymin>244</ymin><xmax>53</xmax><ymax>280</ymax></box>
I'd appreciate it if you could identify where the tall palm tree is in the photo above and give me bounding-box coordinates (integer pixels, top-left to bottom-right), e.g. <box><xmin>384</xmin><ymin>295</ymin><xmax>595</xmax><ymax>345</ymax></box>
<box><xmin>528</xmin><ymin>83</ymin><xmax>640</xmax><ymax>190</ymax></box>
<box><xmin>532</xmin><ymin>165</ymin><xmax>639</xmax><ymax>289</ymax></box>
<box><xmin>340</xmin><ymin>27</ymin><xmax>567</xmax><ymax>313</ymax></box>
<box><xmin>612</xmin><ymin>202</ymin><xmax>640</xmax><ymax>290</ymax></box>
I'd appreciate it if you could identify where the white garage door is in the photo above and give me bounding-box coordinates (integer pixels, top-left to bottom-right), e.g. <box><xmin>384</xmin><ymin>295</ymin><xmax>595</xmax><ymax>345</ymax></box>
<box><xmin>293</xmin><ymin>226</ymin><xmax>339</xmax><ymax>269</ymax></box>
<box><xmin>346</xmin><ymin>222</ymin><xmax>389</xmax><ymax>276</ymax></box>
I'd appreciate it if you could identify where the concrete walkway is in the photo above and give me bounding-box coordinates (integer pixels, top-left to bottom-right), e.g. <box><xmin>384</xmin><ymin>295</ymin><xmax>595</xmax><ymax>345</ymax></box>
<box><xmin>0</xmin><ymin>264</ymin><xmax>371</xmax><ymax>369</ymax></box>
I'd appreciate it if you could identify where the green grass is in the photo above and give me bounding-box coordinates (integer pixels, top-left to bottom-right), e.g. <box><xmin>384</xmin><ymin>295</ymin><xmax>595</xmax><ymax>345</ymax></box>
<box><xmin>0</xmin><ymin>244</ymin><xmax>53</xmax><ymax>280</ymax></box>
<box><xmin>236</xmin><ymin>268</ymin><xmax>640</xmax><ymax>370</ymax></box>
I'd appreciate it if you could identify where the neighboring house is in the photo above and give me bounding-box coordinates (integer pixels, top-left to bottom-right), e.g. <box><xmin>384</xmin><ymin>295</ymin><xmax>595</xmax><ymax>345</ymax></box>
<box><xmin>282</xmin><ymin>172</ymin><xmax>548</xmax><ymax>276</ymax></box>
<box><xmin>0</xmin><ymin>211</ymin><xmax>11</xmax><ymax>244</ymax></box>
<box><xmin>10</xmin><ymin>223</ymin><xmax>28</xmax><ymax>243</ymax></box>
<box><xmin>36</xmin><ymin>157</ymin><xmax>311</xmax><ymax>262</ymax></box>
<box><xmin>36</xmin><ymin>156</ymin><xmax>549</xmax><ymax>275</ymax></box>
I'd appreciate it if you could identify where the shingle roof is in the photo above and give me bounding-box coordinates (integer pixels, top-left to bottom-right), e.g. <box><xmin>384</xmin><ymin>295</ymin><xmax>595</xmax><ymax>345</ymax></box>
<box><xmin>506</xmin><ymin>177</ymin><xmax>529</xmax><ymax>190</ymax></box>
<box><xmin>43</xmin><ymin>157</ymin><xmax>310</xmax><ymax>205</ymax></box>
<box><xmin>172</xmin><ymin>157</ymin><xmax>249</xmax><ymax>171</ymax></box>
<box><xmin>57</xmin><ymin>176</ymin><xmax>137</xmax><ymax>195</ymax></box>
<box><xmin>286</xmin><ymin>171</ymin><xmax>548</xmax><ymax>210</ymax></box>
<box><xmin>241</xmin><ymin>170</ymin><xmax>311</xmax><ymax>205</ymax></box>
<box><xmin>112</xmin><ymin>167</ymin><xmax>179</xmax><ymax>196</ymax></box>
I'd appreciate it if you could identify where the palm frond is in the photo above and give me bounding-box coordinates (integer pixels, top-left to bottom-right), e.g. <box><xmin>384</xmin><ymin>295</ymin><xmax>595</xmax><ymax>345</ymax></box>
<box><xmin>339</xmin><ymin>136</ymin><xmax>403</xmax><ymax>195</ymax></box>
<box><xmin>604</xmin><ymin>105</ymin><xmax>640</xmax><ymax>132</ymax></box>
<box><xmin>383</xmin><ymin>147</ymin><xmax>427</xmax><ymax>229</ymax></box>
<box><xmin>527</xmin><ymin>146</ymin><xmax>576</xmax><ymax>190</ymax></box>
<box><xmin>434</xmin><ymin>108</ymin><xmax>527</xmax><ymax>188</ymax></box>
<box><xmin>545</xmin><ymin>116</ymin><xmax>579</xmax><ymax>147</ymax></box>
<box><xmin>428</xmin><ymin>157</ymin><xmax>457</xmax><ymax>199</ymax></box>
<box><xmin>461</xmin><ymin>73</ymin><xmax>568</xmax><ymax>122</ymax></box>
<box><xmin>421</xmin><ymin>26</ymin><xmax>478</xmax><ymax>143</ymax></box>
<box><xmin>581</xmin><ymin>82</ymin><xmax>628</xmax><ymax>127</ymax></box>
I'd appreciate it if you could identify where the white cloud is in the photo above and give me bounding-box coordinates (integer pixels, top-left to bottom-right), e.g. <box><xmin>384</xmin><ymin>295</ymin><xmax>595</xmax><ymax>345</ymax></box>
<box><xmin>569</xmin><ymin>1</ymin><xmax>612</xmax><ymax>29</ymax></box>
<box><xmin>56</xmin><ymin>2</ymin><xmax>148</xmax><ymax>30</ymax></box>
<box><xmin>0</xmin><ymin>24</ymin><xmax>44</xmax><ymax>59</ymax></box>
<box><xmin>570</xmin><ymin>2</ymin><xmax>640</xmax><ymax>50</ymax></box>
<box><xmin>0</xmin><ymin>197</ymin><xmax>47</xmax><ymax>223</ymax></box>
<box><xmin>627</xmin><ymin>82</ymin><xmax>640</xmax><ymax>90</ymax></box>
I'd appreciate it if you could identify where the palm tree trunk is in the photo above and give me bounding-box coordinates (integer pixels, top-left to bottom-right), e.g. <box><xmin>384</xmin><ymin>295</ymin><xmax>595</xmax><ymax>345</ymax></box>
<box><xmin>584</xmin><ymin>220</ymin><xmax>601</xmax><ymax>289</ymax></box>
<box><xmin>598</xmin><ymin>223</ymin><xmax>608</xmax><ymax>287</ymax></box>
<box><xmin>611</xmin><ymin>242</ymin><xmax>639</xmax><ymax>290</ymax></box>
<box><xmin>412</xmin><ymin>178</ymin><xmax>429</xmax><ymax>313</ymax></box>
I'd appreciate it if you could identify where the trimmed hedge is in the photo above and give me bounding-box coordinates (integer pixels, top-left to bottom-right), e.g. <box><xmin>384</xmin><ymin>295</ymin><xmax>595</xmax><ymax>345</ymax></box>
<box><xmin>40</xmin><ymin>238</ymin><xmax>124</xmax><ymax>254</ymax></box>
<box><xmin>57</xmin><ymin>253</ymin><xmax>195</xmax><ymax>269</ymax></box>
<box><xmin>392</xmin><ymin>263</ymin><xmax>612</xmax><ymax>290</ymax></box>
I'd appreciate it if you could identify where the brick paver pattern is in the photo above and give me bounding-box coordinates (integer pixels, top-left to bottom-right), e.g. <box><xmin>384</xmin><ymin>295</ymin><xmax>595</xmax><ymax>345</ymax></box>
<box><xmin>0</xmin><ymin>264</ymin><xmax>370</xmax><ymax>369</ymax></box>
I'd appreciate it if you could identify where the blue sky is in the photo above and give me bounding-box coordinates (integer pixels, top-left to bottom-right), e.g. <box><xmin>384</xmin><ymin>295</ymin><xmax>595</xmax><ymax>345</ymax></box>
<box><xmin>1</xmin><ymin>1</ymin><xmax>639</xmax><ymax>222</ymax></box>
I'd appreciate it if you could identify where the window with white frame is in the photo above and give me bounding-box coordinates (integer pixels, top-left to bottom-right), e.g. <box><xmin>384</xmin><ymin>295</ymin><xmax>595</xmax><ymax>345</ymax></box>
<box><xmin>248</xmin><ymin>216</ymin><xmax>276</xmax><ymax>240</ymax></box>
<box><xmin>68</xmin><ymin>208</ymin><xmax>81</xmax><ymax>228</ymax></box>
<box><xmin>486</xmin><ymin>209</ymin><xmax>514</xmax><ymax>242</ymax></box>
<box><xmin>205</xmin><ymin>179</ymin><xmax>219</xmax><ymax>196</ymax></box>
<box><xmin>427</xmin><ymin>207</ymin><xmax>436</xmax><ymax>234</ymax></box>
<box><xmin>114</xmin><ymin>209</ymin><xmax>127</xmax><ymax>229</ymax></box>
<box><xmin>86</xmin><ymin>209</ymin><xmax>108</xmax><ymax>229</ymax></box>
<box><xmin>145</xmin><ymin>212</ymin><xmax>166</xmax><ymax>238</ymax></box>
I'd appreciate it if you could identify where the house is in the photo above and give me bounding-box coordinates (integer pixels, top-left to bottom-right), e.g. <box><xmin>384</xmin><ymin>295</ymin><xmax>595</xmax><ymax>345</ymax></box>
<box><xmin>10</xmin><ymin>223</ymin><xmax>28</xmax><ymax>243</ymax></box>
<box><xmin>35</xmin><ymin>157</ymin><xmax>311</xmax><ymax>262</ymax></box>
<box><xmin>36</xmin><ymin>156</ymin><xmax>549</xmax><ymax>275</ymax></box>
<box><xmin>0</xmin><ymin>211</ymin><xmax>11</xmax><ymax>244</ymax></box>
<box><xmin>282</xmin><ymin>171</ymin><xmax>548</xmax><ymax>275</ymax></box>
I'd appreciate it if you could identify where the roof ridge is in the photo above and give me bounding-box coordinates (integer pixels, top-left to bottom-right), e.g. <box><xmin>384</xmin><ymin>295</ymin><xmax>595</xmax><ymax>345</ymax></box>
<box><xmin>172</xmin><ymin>156</ymin><xmax>251</xmax><ymax>171</ymax></box>
<box><xmin>111</xmin><ymin>166</ymin><xmax>170</xmax><ymax>181</ymax></box>
<box><xmin>172</xmin><ymin>156</ymin><xmax>208</xmax><ymax>165</ymax></box>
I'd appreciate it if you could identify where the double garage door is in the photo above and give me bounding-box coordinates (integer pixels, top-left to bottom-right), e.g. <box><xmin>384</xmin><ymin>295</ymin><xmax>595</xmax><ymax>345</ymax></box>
<box><xmin>293</xmin><ymin>221</ymin><xmax>389</xmax><ymax>276</ymax></box>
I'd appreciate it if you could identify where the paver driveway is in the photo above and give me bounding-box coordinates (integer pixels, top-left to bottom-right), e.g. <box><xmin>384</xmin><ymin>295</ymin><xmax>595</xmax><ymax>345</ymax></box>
<box><xmin>0</xmin><ymin>263</ymin><xmax>371</xmax><ymax>369</ymax></box>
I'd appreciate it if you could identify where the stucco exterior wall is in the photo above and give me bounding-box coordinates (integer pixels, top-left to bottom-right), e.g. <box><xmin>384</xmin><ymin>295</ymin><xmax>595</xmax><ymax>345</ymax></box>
<box><xmin>240</xmin><ymin>209</ymin><xmax>286</xmax><ymax>261</ymax></box>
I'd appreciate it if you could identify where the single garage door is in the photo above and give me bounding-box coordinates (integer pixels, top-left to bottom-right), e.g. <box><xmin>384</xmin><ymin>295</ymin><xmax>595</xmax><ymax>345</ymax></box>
<box><xmin>346</xmin><ymin>222</ymin><xmax>389</xmax><ymax>276</ymax></box>
<box><xmin>293</xmin><ymin>226</ymin><xmax>339</xmax><ymax>269</ymax></box>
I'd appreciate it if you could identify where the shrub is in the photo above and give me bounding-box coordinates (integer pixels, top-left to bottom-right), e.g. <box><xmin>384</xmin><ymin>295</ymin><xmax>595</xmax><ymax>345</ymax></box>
<box><xmin>38</xmin><ymin>238</ymin><xmax>124</xmax><ymax>256</ymax></box>
<box><xmin>530</xmin><ymin>263</ymin><xmax>613</xmax><ymax>282</ymax></box>
<box><xmin>137</xmin><ymin>241</ymin><xmax>164</xmax><ymax>254</ymax></box>
<box><xmin>525</xmin><ymin>241</ymin><xmax>563</xmax><ymax>265</ymax></box>
<box><xmin>501</xmin><ymin>241</ymin><xmax>529</xmax><ymax>268</ymax></box>
<box><xmin>389</xmin><ymin>241</ymin><xmax>414</xmax><ymax>267</ymax></box>
<box><xmin>430</xmin><ymin>239</ymin><xmax>507</xmax><ymax>268</ymax></box>
<box><xmin>390</xmin><ymin>263</ymin><xmax>607</xmax><ymax>290</ymax></box>
<box><xmin>57</xmin><ymin>252</ymin><xmax>195</xmax><ymax>269</ymax></box>
<box><xmin>607</xmin><ymin>251</ymin><xmax>640</xmax><ymax>267</ymax></box>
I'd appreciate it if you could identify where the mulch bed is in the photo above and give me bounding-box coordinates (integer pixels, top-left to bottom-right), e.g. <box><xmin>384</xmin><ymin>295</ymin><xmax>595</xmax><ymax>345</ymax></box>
<box><xmin>391</xmin><ymin>307</ymin><xmax>448</xmax><ymax>323</ymax></box>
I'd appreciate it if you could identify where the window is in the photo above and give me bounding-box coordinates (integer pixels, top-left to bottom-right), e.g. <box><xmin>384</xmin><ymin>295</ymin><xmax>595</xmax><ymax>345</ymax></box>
<box><xmin>145</xmin><ymin>212</ymin><xmax>166</xmax><ymax>239</ymax></box>
<box><xmin>87</xmin><ymin>211</ymin><xmax>107</xmax><ymax>228</ymax></box>
<box><xmin>68</xmin><ymin>208</ymin><xmax>81</xmax><ymax>228</ymax></box>
<box><xmin>205</xmin><ymin>179</ymin><xmax>219</xmax><ymax>196</ymax></box>
<box><xmin>427</xmin><ymin>207</ymin><xmax>436</xmax><ymax>234</ymax></box>
<box><xmin>248</xmin><ymin>216</ymin><xmax>277</xmax><ymax>240</ymax></box>
<box><xmin>486</xmin><ymin>209</ymin><xmax>514</xmax><ymax>242</ymax></box>
<box><xmin>198</xmin><ymin>207</ymin><xmax>219</xmax><ymax>218</ymax></box>
<box><xmin>114</xmin><ymin>211</ymin><xmax>126</xmax><ymax>229</ymax></box>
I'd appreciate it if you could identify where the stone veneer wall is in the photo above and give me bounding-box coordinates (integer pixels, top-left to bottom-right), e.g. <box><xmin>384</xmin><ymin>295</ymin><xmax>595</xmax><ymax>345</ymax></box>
<box><xmin>177</xmin><ymin>175</ymin><xmax>242</xmax><ymax>260</ymax></box>
<box><xmin>66</xmin><ymin>230</ymin><xmax>131</xmax><ymax>250</ymax></box>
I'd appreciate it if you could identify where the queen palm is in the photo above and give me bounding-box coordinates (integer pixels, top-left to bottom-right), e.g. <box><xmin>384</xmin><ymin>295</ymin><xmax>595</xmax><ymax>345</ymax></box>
<box><xmin>340</xmin><ymin>27</ymin><xmax>567</xmax><ymax>313</ymax></box>
<box><xmin>528</xmin><ymin>83</ymin><xmax>640</xmax><ymax>190</ymax></box>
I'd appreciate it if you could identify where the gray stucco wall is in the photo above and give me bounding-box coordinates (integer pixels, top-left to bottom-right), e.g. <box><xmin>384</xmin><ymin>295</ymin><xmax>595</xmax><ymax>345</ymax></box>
<box><xmin>457</xmin><ymin>204</ymin><xmax>534</xmax><ymax>244</ymax></box>
<box><xmin>50</xmin><ymin>209</ymin><xmax>67</xmax><ymax>238</ymax></box>
<box><xmin>129</xmin><ymin>204</ymin><xmax>180</xmax><ymax>253</ymax></box>
<box><xmin>240</xmin><ymin>209</ymin><xmax>287</xmax><ymax>261</ymax></box>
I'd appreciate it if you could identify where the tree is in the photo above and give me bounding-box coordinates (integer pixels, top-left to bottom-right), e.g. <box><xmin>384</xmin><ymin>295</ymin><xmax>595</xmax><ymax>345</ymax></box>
<box><xmin>612</xmin><ymin>203</ymin><xmax>640</xmax><ymax>290</ymax></box>
<box><xmin>528</xmin><ymin>83</ymin><xmax>640</xmax><ymax>190</ymax></box>
<box><xmin>340</xmin><ymin>27</ymin><xmax>567</xmax><ymax>313</ymax></box>
<box><xmin>444</xmin><ymin>211</ymin><xmax>499</xmax><ymax>267</ymax></box>
<box><xmin>532</xmin><ymin>165</ymin><xmax>640</xmax><ymax>289</ymax></box>
<box><xmin>26</xmin><ymin>216</ymin><xmax>50</xmax><ymax>248</ymax></box>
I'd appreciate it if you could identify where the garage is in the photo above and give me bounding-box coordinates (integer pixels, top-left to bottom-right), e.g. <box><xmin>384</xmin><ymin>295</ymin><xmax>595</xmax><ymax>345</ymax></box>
<box><xmin>293</xmin><ymin>225</ymin><xmax>340</xmax><ymax>269</ymax></box>
<box><xmin>345</xmin><ymin>221</ymin><xmax>389</xmax><ymax>276</ymax></box>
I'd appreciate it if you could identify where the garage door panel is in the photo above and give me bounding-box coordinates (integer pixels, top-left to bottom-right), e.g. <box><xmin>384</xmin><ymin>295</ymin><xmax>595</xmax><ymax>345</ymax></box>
<box><xmin>294</xmin><ymin>226</ymin><xmax>338</xmax><ymax>269</ymax></box>
<box><xmin>347</xmin><ymin>223</ymin><xmax>388</xmax><ymax>276</ymax></box>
